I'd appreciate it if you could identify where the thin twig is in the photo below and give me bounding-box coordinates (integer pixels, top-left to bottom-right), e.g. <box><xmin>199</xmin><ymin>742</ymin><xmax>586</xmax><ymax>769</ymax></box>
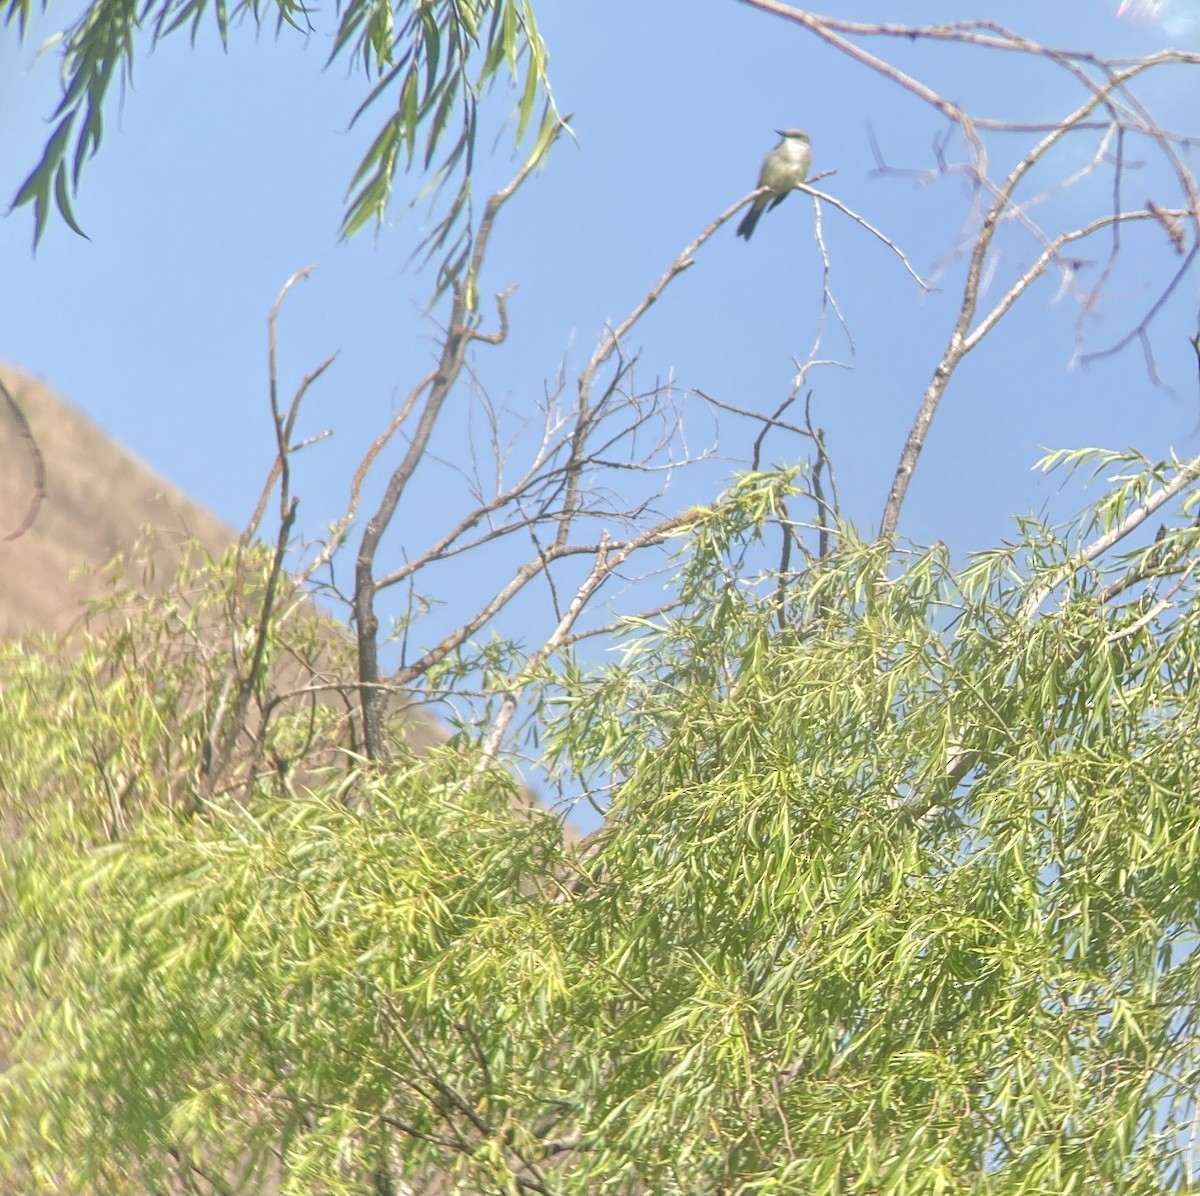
<box><xmin>0</xmin><ymin>375</ymin><xmax>46</xmax><ymax>541</ymax></box>
<box><xmin>478</xmin><ymin>511</ymin><xmax>695</xmax><ymax>767</ymax></box>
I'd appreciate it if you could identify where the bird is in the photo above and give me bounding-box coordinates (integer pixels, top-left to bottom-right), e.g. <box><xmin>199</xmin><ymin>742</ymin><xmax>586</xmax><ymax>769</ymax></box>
<box><xmin>736</xmin><ymin>129</ymin><xmax>812</xmax><ymax>241</ymax></box>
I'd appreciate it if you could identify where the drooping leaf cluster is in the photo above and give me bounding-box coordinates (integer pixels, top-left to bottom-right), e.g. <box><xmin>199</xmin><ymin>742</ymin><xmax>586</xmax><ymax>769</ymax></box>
<box><xmin>3</xmin><ymin>0</ymin><xmax>557</xmax><ymax>287</ymax></box>
<box><xmin>4</xmin><ymin>458</ymin><xmax>1200</xmax><ymax>1193</ymax></box>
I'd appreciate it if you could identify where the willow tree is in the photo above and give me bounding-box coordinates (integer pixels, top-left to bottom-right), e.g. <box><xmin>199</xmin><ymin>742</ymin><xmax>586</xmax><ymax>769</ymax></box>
<box><xmin>2</xmin><ymin>6</ymin><xmax>1199</xmax><ymax>1195</ymax></box>
<box><xmin>6</xmin><ymin>457</ymin><xmax>1200</xmax><ymax>1193</ymax></box>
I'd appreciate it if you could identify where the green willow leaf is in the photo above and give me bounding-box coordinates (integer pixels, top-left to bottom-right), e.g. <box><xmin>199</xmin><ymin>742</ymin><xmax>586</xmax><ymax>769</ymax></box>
<box><xmin>53</xmin><ymin>164</ymin><xmax>89</xmax><ymax>238</ymax></box>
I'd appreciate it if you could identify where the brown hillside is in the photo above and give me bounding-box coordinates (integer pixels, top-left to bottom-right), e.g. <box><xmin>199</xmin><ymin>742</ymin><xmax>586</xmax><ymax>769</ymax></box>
<box><xmin>0</xmin><ymin>362</ymin><xmax>556</xmax><ymax>778</ymax></box>
<box><xmin>0</xmin><ymin>362</ymin><xmax>235</xmax><ymax>638</ymax></box>
<box><xmin>0</xmin><ymin>361</ymin><xmax>452</xmax><ymax>756</ymax></box>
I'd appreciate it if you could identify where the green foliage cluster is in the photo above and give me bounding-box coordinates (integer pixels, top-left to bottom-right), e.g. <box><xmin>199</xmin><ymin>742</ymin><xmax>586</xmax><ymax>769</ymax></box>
<box><xmin>3</xmin><ymin>0</ymin><xmax>556</xmax><ymax>284</ymax></box>
<box><xmin>4</xmin><ymin>461</ymin><xmax>1200</xmax><ymax>1193</ymax></box>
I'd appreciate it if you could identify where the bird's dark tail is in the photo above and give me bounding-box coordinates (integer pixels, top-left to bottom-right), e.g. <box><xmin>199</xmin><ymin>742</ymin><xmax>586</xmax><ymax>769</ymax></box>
<box><xmin>736</xmin><ymin>205</ymin><xmax>761</xmax><ymax>240</ymax></box>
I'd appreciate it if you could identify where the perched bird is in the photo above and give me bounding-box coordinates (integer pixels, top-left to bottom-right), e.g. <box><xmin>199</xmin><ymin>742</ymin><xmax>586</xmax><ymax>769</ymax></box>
<box><xmin>737</xmin><ymin>129</ymin><xmax>812</xmax><ymax>240</ymax></box>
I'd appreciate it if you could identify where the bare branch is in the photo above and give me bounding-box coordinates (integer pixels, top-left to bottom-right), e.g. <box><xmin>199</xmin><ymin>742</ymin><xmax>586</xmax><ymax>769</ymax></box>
<box><xmin>479</xmin><ymin>511</ymin><xmax>696</xmax><ymax>767</ymax></box>
<box><xmin>1104</xmin><ymin>555</ymin><xmax>1200</xmax><ymax>645</ymax></box>
<box><xmin>392</xmin><ymin>539</ymin><xmax>605</xmax><ymax>690</ymax></box>
<box><xmin>0</xmin><ymin>375</ymin><xmax>46</xmax><ymax>541</ymax></box>
<box><xmin>799</xmin><ymin>180</ymin><xmax>934</xmax><ymax>293</ymax></box>
<box><xmin>1019</xmin><ymin>451</ymin><xmax>1200</xmax><ymax>621</ymax></box>
<box><xmin>200</xmin><ymin>270</ymin><xmax>327</xmax><ymax>796</ymax></box>
<box><xmin>352</xmin><ymin>119</ymin><xmax>571</xmax><ymax>759</ymax></box>
<box><xmin>878</xmin><ymin>65</ymin><xmax>1179</xmax><ymax>542</ymax></box>
<box><xmin>554</xmin><ymin>198</ymin><xmax>746</xmax><ymax>549</ymax></box>
<box><xmin>1079</xmin><ymin>243</ymin><xmax>1200</xmax><ymax>371</ymax></box>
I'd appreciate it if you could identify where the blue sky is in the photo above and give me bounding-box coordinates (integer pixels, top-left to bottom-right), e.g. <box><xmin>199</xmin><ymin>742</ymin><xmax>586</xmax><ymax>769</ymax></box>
<box><xmin>2</xmin><ymin>2</ymin><xmax>1198</xmax><ymax>683</ymax></box>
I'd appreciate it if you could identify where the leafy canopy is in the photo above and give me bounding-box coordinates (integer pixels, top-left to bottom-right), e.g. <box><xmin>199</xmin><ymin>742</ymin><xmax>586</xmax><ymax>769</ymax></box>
<box><xmin>4</xmin><ymin>456</ymin><xmax>1200</xmax><ymax>1193</ymax></box>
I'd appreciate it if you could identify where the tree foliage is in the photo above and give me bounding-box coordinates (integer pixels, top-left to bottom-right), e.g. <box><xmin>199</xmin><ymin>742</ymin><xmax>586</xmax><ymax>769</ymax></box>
<box><xmin>3</xmin><ymin>0</ymin><xmax>558</xmax><ymax>286</ymax></box>
<box><xmin>3</xmin><ymin>5</ymin><xmax>1200</xmax><ymax>1194</ymax></box>
<box><xmin>6</xmin><ymin>458</ymin><xmax>1200</xmax><ymax>1193</ymax></box>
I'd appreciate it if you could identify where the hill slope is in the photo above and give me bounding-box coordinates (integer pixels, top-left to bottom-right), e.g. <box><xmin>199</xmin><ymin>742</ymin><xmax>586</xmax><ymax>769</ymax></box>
<box><xmin>0</xmin><ymin>363</ymin><xmax>234</xmax><ymax>638</ymax></box>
